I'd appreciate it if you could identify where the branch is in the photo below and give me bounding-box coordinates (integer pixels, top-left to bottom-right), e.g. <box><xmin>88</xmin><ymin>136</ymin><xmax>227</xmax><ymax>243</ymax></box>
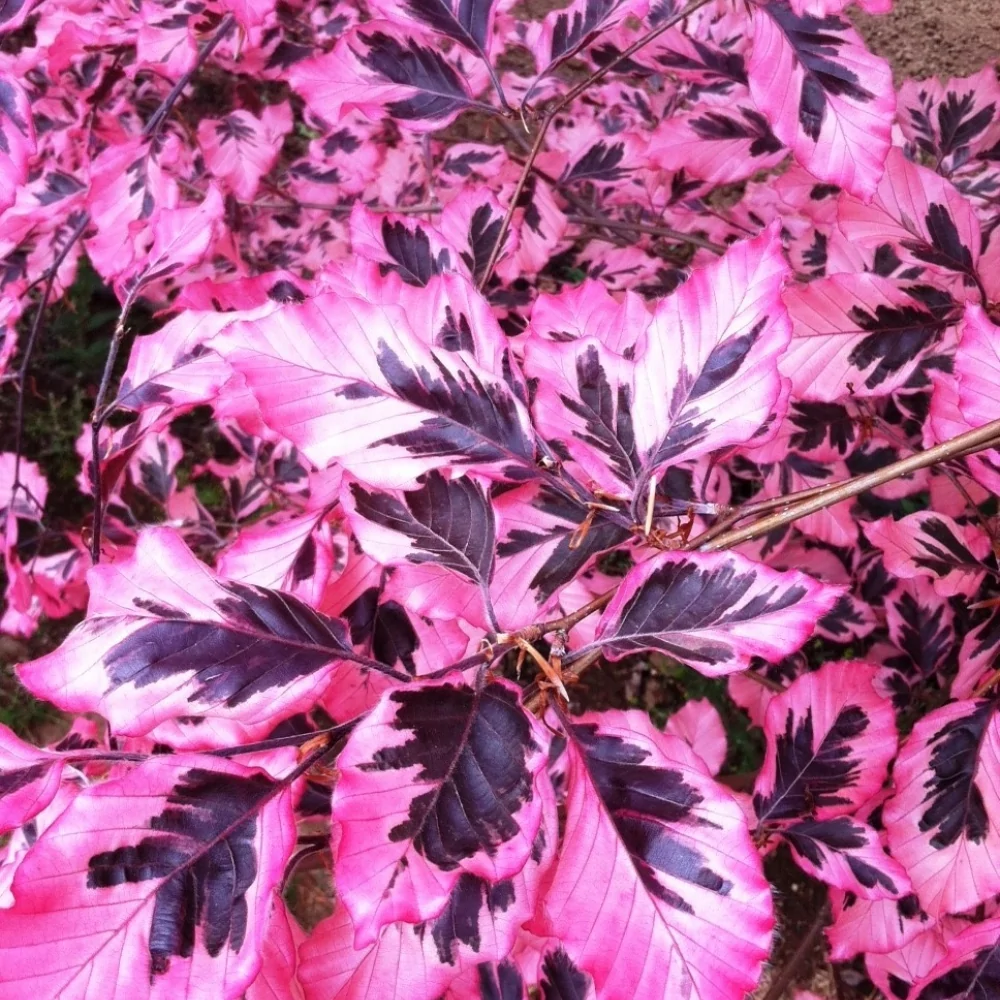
<box><xmin>142</xmin><ymin>15</ymin><xmax>235</xmax><ymax>139</ymax></box>
<box><xmin>87</xmin><ymin>14</ymin><xmax>237</xmax><ymax>564</ymax></box>
<box><xmin>477</xmin><ymin>0</ymin><xmax>714</xmax><ymax>290</ymax></box>
<box><xmin>88</xmin><ymin>280</ymin><xmax>144</xmax><ymax>563</ymax></box>
<box><xmin>9</xmin><ymin>213</ymin><xmax>90</xmax><ymax>511</ymax></box>
<box><xmin>565</xmin><ymin>212</ymin><xmax>726</xmax><ymax>255</ymax></box>
<box><xmin>518</xmin><ymin>416</ymin><xmax>1000</xmax><ymax>706</ymax></box>
<box><xmin>478</xmin><ymin>111</ymin><xmax>553</xmax><ymax>291</ymax></box>
<box><xmin>695</xmin><ymin>417</ymin><xmax>1000</xmax><ymax>552</ymax></box>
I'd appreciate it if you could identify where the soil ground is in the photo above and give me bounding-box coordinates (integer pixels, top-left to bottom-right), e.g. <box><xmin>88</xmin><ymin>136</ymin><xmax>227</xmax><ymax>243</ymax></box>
<box><xmin>856</xmin><ymin>0</ymin><xmax>1000</xmax><ymax>81</ymax></box>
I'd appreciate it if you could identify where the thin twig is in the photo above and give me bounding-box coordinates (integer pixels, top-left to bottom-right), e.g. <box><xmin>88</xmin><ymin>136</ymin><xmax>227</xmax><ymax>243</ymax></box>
<box><xmin>88</xmin><ymin>15</ymin><xmax>237</xmax><ymax>563</ymax></box>
<box><xmin>518</xmin><ymin>418</ymin><xmax>1000</xmax><ymax>700</ymax></box>
<box><xmin>477</xmin><ymin>0</ymin><xmax>714</xmax><ymax>290</ymax></box>
<box><xmin>565</xmin><ymin>212</ymin><xmax>726</xmax><ymax>254</ymax></box>
<box><xmin>695</xmin><ymin>417</ymin><xmax>1000</xmax><ymax>552</ymax></box>
<box><xmin>478</xmin><ymin>111</ymin><xmax>553</xmax><ymax>290</ymax></box>
<box><xmin>89</xmin><ymin>281</ymin><xmax>144</xmax><ymax>563</ymax></box>
<box><xmin>10</xmin><ymin>214</ymin><xmax>90</xmax><ymax>505</ymax></box>
<box><xmin>142</xmin><ymin>15</ymin><xmax>235</xmax><ymax>139</ymax></box>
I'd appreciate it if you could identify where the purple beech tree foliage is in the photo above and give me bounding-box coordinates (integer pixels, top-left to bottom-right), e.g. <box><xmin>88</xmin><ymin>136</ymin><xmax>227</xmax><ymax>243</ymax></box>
<box><xmin>2</xmin><ymin>0</ymin><xmax>1000</xmax><ymax>996</ymax></box>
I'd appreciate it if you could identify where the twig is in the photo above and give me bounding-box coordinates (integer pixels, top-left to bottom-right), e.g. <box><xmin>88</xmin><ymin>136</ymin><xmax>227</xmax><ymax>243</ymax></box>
<box><xmin>761</xmin><ymin>902</ymin><xmax>829</xmax><ymax>1000</ymax></box>
<box><xmin>689</xmin><ymin>481</ymin><xmax>847</xmax><ymax>550</ymax></box>
<box><xmin>142</xmin><ymin>15</ymin><xmax>236</xmax><ymax>139</ymax></box>
<box><xmin>695</xmin><ymin>418</ymin><xmax>1000</xmax><ymax>552</ymax></box>
<box><xmin>9</xmin><ymin>213</ymin><xmax>90</xmax><ymax>509</ymax></box>
<box><xmin>477</xmin><ymin>0</ymin><xmax>714</xmax><ymax>290</ymax></box>
<box><xmin>518</xmin><ymin>417</ymin><xmax>1000</xmax><ymax>701</ymax></box>
<box><xmin>565</xmin><ymin>212</ymin><xmax>726</xmax><ymax>255</ymax></box>
<box><xmin>478</xmin><ymin>111</ymin><xmax>553</xmax><ymax>290</ymax></box>
<box><xmin>89</xmin><ymin>280</ymin><xmax>144</xmax><ymax>563</ymax></box>
<box><xmin>88</xmin><ymin>15</ymin><xmax>238</xmax><ymax>563</ymax></box>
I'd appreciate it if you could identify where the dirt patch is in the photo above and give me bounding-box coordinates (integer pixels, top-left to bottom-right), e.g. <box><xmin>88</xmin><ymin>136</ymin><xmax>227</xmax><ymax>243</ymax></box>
<box><xmin>856</xmin><ymin>0</ymin><xmax>1000</xmax><ymax>81</ymax></box>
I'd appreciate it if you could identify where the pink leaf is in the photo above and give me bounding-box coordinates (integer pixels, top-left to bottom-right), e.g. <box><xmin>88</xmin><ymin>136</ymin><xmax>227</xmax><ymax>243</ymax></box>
<box><xmin>198</xmin><ymin>106</ymin><xmax>292</xmax><ymax>201</ymax></box>
<box><xmin>289</xmin><ymin>22</ymin><xmax>482</xmax><ymax>133</ymax></box>
<box><xmin>526</xmin><ymin>280</ymin><xmax>650</xmax><ymax>356</ymax></box>
<box><xmin>114</xmin><ymin>310</ymin><xmax>236</xmax><ymax>416</ymax></box>
<box><xmin>955</xmin><ymin>303</ymin><xmax>1000</xmax><ymax>431</ymax></box>
<box><xmin>0</xmin><ymin>781</ymin><xmax>80</xmax><ymax>909</ymax></box>
<box><xmin>838</xmin><ymin>148</ymin><xmax>981</xmax><ymax>288</ymax></box>
<box><xmin>827</xmin><ymin>888</ymin><xmax>931</xmax><ymax>961</ymax></box>
<box><xmin>664</xmin><ymin>699</ymin><xmax>727</xmax><ymax>776</ymax></box>
<box><xmin>863</xmin><ymin>512</ymin><xmax>992</xmax><ymax>598</ymax></box>
<box><xmin>350</xmin><ymin>205</ymin><xmax>465</xmax><ymax>285</ymax></box>
<box><xmin>953</xmin><ymin>609</ymin><xmax>1000</xmax><ymax>700</ymax></box>
<box><xmin>649</xmin><ymin>98</ymin><xmax>786</xmax><ymax>185</ymax></box>
<box><xmin>527</xmin><ymin>0</ymin><xmax>639</xmax><ymax>82</ymax></box>
<box><xmin>866</xmin><ymin>923</ymin><xmax>950</xmax><ymax>1000</ymax></box>
<box><xmin>0</xmin><ymin>724</ymin><xmax>63</xmax><ymax>835</ymax></box>
<box><xmin>525</xmin><ymin>225</ymin><xmax>791</xmax><ymax>503</ymax></box>
<box><xmin>885</xmin><ymin>578</ymin><xmax>955</xmax><ymax>685</ymax></box>
<box><xmin>332</xmin><ymin>678</ymin><xmax>551</xmax><ymax>948</ymax></box>
<box><xmin>18</xmin><ymin>527</ymin><xmax>390</xmax><ymax>747</ymax></box>
<box><xmin>341</xmin><ymin>471</ymin><xmax>497</xmax><ymax>630</ymax></box>
<box><xmin>0</xmin><ymin>79</ymin><xmax>35</xmax><ymax>216</ymax></box>
<box><xmin>246</xmin><ymin>899</ymin><xmax>305</xmax><ymax>1000</ymax></box>
<box><xmin>748</xmin><ymin>2</ymin><xmax>894</xmax><ymax>200</ymax></box>
<box><xmin>436</xmin><ymin>189</ymin><xmax>514</xmax><ymax>286</ymax></box>
<box><xmin>0</xmin><ymin>453</ymin><xmax>47</xmax><ymax>521</ymax></box>
<box><xmin>303</xmin><ymin>769</ymin><xmax>556</xmax><ymax>996</ymax></box>
<box><xmin>532</xmin><ymin>710</ymin><xmax>773</xmax><ymax>1000</ymax></box>
<box><xmin>781</xmin><ymin>815</ymin><xmax>910</xmax><ymax>899</ymax></box>
<box><xmin>780</xmin><ymin>273</ymin><xmax>957</xmax><ymax>401</ymax></box>
<box><xmin>912</xmin><ymin>916</ymin><xmax>1000</xmax><ymax>998</ymax></box>
<box><xmin>212</xmin><ymin>295</ymin><xmax>535</xmax><ymax>487</ymax></box>
<box><xmin>591</xmin><ymin>549</ymin><xmax>840</xmax><ymax>676</ymax></box>
<box><xmin>885</xmin><ymin>699</ymin><xmax>1000</xmax><ymax>919</ymax></box>
<box><xmin>490</xmin><ymin>482</ymin><xmax>630</xmax><ymax>629</ymax></box>
<box><xmin>898</xmin><ymin>67</ymin><xmax>1000</xmax><ymax>169</ymax></box>
<box><xmin>370</xmin><ymin>0</ymin><xmax>501</xmax><ymax>63</ymax></box>
<box><xmin>0</xmin><ymin>0</ymin><xmax>40</xmax><ymax>35</ymax></box>
<box><xmin>318</xmin><ymin>544</ymin><xmax>472</xmax><ymax>686</ymax></box>
<box><xmin>85</xmin><ymin>137</ymin><xmax>179</xmax><ymax>283</ymax></box>
<box><xmin>0</xmin><ymin>755</ymin><xmax>296</xmax><ymax>999</ymax></box>
<box><xmin>927</xmin><ymin>370</ymin><xmax>1000</xmax><ymax>499</ymax></box>
<box><xmin>218</xmin><ymin>511</ymin><xmax>336</xmax><ymax>606</ymax></box>
<box><xmin>120</xmin><ymin>186</ymin><xmax>224</xmax><ymax>297</ymax></box>
<box><xmin>753</xmin><ymin>661</ymin><xmax>897</xmax><ymax>823</ymax></box>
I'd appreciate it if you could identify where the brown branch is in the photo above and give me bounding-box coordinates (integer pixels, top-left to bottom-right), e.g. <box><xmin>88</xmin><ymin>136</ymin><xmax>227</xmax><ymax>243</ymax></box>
<box><xmin>477</xmin><ymin>0</ymin><xmax>714</xmax><ymax>290</ymax></box>
<box><xmin>478</xmin><ymin>111</ymin><xmax>553</xmax><ymax>291</ymax></box>
<box><xmin>142</xmin><ymin>15</ymin><xmax>235</xmax><ymax>139</ymax></box>
<box><xmin>88</xmin><ymin>281</ymin><xmax>147</xmax><ymax>563</ymax></box>
<box><xmin>9</xmin><ymin>213</ymin><xmax>90</xmax><ymax>511</ymax></box>
<box><xmin>564</xmin><ymin>212</ymin><xmax>726</xmax><ymax>255</ymax></box>
<box><xmin>695</xmin><ymin>418</ymin><xmax>1000</xmax><ymax>552</ymax></box>
<box><xmin>88</xmin><ymin>13</ymin><xmax>239</xmax><ymax>563</ymax></box>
